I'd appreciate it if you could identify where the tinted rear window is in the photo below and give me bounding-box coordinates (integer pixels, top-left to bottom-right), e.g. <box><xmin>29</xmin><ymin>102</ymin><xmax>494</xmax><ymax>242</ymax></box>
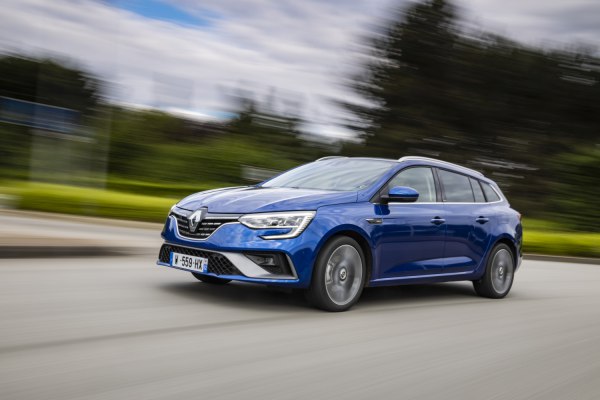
<box><xmin>481</xmin><ymin>182</ymin><xmax>501</xmax><ymax>202</ymax></box>
<box><xmin>438</xmin><ymin>169</ymin><xmax>475</xmax><ymax>202</ymax></box>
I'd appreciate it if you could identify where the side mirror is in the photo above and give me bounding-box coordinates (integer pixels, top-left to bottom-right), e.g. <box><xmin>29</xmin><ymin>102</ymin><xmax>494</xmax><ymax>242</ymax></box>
<box><xmin>381</xmin><ymin>186</ymin><xmax>419</xmax><ymax>204</ymax></box>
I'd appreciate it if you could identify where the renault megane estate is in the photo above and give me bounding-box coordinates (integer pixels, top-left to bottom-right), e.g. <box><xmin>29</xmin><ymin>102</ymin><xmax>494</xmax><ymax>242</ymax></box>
<box><xmin>157</xmin><ymin>156</ymin><xmax>522</xmax><ymax>311</ymax></box>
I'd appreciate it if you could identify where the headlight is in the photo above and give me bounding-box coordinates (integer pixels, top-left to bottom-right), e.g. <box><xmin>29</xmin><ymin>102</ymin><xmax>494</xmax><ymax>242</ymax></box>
<box><xmin>239</xmin><ymin>211</ymin><xmax>315</xmax><ymax>239</ymax></box>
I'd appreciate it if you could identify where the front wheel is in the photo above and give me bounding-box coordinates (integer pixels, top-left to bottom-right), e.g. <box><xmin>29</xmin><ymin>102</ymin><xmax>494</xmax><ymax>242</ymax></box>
<box><xmin>473</xmin><ymin>243</ymin><xmax>515</xmax><ymax>298</ymax></box>
<box><xmin>191</xmin><ymin>272</ymin><xmax>231</xmax><ymax>284</ymax></box>
<box><xmin>306</xmin><ymin>236</ymin><xmax>366</xmax><ymax>312</ymax></box>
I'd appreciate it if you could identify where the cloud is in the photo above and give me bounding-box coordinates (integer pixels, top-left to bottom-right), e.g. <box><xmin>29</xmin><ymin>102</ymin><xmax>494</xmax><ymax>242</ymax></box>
<box><xmin>458</xmin><ymin>0</ymin><xmax>600</xmax><ymax>48</ymax></box>
<box><xmin>0</xmin><ymin>0</ymin><xmax>598</xmax><ymax>136</ymax></box>
<box><xmin>1</xmin><ymin>0</ymin><xmax>394</xmax><ymax>126</ymax></box>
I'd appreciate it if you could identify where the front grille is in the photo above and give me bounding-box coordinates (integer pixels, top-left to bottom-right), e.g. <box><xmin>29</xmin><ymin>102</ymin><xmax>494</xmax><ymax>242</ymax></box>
<box><xmin>159</xmin><ymin>244</ymin><xmax>243</xmax><ymax>276</ymax></box>
<box><xmin>171</xmin><ymin>212</ymin><xmax>236</xmax><ymax>239</ymax></box>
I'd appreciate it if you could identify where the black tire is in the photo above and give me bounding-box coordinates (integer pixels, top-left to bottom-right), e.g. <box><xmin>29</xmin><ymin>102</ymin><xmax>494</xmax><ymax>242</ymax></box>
<box><xmin>191</xmin><ymin>272</ymin><xmax>231</xmax><ymax>284</ymax></box>
<box><xmin>306</xmin><ymin>236</ymin><xmax>366</xmax><ymax>312</ymax></box>
<box><xmin>473</xmin><ymin>243</ymin><xmax>515</xmax><ymax>298</ymax></box>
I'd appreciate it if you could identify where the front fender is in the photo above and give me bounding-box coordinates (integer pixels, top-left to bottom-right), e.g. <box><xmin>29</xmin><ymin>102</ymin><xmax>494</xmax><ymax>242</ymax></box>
<box><xmin>305</xmin><ymin>203</ymin><xmax>378</xmax><ymax>284</ymax></box>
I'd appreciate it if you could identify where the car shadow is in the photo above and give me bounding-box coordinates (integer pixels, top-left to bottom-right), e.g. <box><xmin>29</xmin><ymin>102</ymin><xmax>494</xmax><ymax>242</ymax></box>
<box><xmin>359</xmin><ymin>282</ymin><xmax>478</xmax><ymax>307</ymax></box>
<box><xmin>158</xmin><ymin>280</ymin><xmax>308</xmax><ymax>312</ymax></box>
<box><xmin>157</xmin><ymin>279</ymin><xmax>479</xmax><ymax>312</ymax></box>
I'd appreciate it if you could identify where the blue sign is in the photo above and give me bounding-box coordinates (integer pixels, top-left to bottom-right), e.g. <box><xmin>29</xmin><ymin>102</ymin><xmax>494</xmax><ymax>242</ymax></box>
<box><xmin>0</xmin><ymin>96</ymin><xmax>80</xmax><ymax>134</ymax></box>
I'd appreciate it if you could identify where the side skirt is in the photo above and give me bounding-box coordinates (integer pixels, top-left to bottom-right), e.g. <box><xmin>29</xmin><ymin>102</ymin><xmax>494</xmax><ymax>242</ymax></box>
<box><xmin>368</xmin><ymin>271</ymin><xmax>479</xmax><ymax>287</ymax></box>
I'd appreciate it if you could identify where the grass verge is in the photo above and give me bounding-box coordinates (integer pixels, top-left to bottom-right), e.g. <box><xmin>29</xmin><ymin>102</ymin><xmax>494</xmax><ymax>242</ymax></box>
<box><xmin>2</xmin><ymin>181</ymin><xmax>176</xmax><ymax>222</ymax></box>
<box><xmin>523</xmin><ymin>231</ymin><xmax>600</xmax><ymax>258</ymax></box>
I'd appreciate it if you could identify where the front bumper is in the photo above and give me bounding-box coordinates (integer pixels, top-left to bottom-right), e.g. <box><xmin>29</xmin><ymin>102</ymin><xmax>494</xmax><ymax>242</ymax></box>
<box><xmin>157</xmin><ymin>242</ymin><xmax>298</xmax><ymax>281</ymax></box>
<box><xmin>157</xmin><ymin>214</ymin><xmax>320</xmax><ymax>287</ymax></box>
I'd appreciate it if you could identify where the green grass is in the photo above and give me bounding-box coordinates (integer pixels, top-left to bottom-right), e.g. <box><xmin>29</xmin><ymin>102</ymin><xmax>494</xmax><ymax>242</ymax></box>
<box><xmin>104</xmin><ymin>177</ymin><xmax>224</xmax><ymax>198</ymax></box>
<box><xmin>2</xmin><ymin>181</ymin><xmax>176</xmax><ymax>222</ymax></box>
<box><xmin>520</xmin><ymin>218</ymin><xmax>600</xmax><ymax>257</ymax></box>
<box><xmin>1</xmin><ymin>181</ymin><xmax>599</xmax><ymax>258</ymax></box>
<box><xmin>521</xmin><ymin>218</ymin><xmax>569</xmax><ymax>232</ymax></box>
<box><xmin>523</xmin><ymin>231</ymin><xmax>600</xmax><ymax>258</ymax></box>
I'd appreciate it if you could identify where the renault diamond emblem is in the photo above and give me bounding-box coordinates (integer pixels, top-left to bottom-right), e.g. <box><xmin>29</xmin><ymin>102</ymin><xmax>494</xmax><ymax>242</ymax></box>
<box><xmin>188</xmin><ymin>208</ymin><xmax>207</xmax><ymax>232</ymax></box>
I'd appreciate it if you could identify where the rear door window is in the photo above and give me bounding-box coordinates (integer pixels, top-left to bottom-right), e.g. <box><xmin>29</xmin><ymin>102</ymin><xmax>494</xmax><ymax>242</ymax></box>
<box><xmin>438</xmin><ymin>169</ymin><xmax>475</xmax><ymax>202</ymax></box>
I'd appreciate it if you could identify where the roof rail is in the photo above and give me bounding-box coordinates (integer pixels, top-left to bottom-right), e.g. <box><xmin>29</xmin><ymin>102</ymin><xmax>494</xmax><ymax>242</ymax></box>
<box><xmin>316</xmin><ymin>156</ymin><xmax>347</xmax><ymax>161</ymax></box>
<box><xmin>398</xmin><ymin>156</ymin><xmax>484</xmax><ymax>177</ymax></box>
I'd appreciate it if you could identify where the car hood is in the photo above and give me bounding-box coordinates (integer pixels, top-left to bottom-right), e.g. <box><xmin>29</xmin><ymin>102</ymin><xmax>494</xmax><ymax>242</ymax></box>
<box><xmin>176</xmin><ymin>186</ymin><xmax>358</xmax><ymax>213</ymax></box>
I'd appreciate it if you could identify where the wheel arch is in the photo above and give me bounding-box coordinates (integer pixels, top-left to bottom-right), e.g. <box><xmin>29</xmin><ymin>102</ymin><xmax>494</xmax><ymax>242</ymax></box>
<box><xmin>312</xmin><ymin>226</ymin><xmax>374</xmax><ymax>286</ymax></box>
<box><xmin>475</xmin><ymin>234</ymin><xmax>520</xmax><ymax>279</ymax></box>
<box><xmin>491</xmin><ymin>235</ymin><xmax>519</xmax><ymax>267</ymax></box>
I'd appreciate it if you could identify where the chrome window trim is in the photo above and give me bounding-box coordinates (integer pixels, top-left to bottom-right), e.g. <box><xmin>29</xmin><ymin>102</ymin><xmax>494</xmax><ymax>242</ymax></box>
<box><xmin>374</xmin><ymin>198</ymin><xmax>504</xmax><ymax>206</ymax></box>
<box><xmin>387</xmin><ymin>198</ymin><xmax>503</xmax><ymax>206</ymax></box>
<box><xmin>386</xmin><ymin>186</ymin><xmax>505</xmax><ymax>205</ymax></box>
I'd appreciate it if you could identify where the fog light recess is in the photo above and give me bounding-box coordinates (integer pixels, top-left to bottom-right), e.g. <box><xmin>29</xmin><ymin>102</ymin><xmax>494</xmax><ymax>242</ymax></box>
<box><xmin>244</xmin><ymin>253</ymin><xmax>291</xmax><ymax>275</ymax></box>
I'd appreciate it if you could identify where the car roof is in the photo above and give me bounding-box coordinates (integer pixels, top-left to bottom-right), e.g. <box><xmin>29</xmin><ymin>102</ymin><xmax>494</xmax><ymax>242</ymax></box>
<box><xmin>397</xmin><ymin>156</ymin><xmax>484</xmax><ymax>178</ymax></box>
<box><xmin>316</xmin><ymin>156</ymin><xmax>485</xmax><ymax>180</ymax></box>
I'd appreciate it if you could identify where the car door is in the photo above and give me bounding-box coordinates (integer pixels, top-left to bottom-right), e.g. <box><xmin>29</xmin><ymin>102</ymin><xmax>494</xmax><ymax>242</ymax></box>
<box><xmin>372</xmin><ymin>167</ymin><xmax>446</xmax><ymax>280</ymax></box>
<box><xmin>436</xmin><ymin>169</ymin><xmax>494</xmax><ymax>274</ymax></box>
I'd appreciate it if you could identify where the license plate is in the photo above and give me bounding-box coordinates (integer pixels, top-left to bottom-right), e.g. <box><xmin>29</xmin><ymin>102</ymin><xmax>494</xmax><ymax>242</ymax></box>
<box><xmin>170</xmin><ymin>252</ymin><xmax>208</xmax><ymax>273</ymax></box>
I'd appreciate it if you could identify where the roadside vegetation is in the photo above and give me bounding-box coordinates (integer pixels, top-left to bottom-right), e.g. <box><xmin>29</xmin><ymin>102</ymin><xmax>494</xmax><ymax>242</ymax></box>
<box><xmin>522</xmin><ymin>219</ymin><xmax>600</xmax><ymax>258</ymax></box>
<box><xmin>2</xmin><ymin>181</ymin><xmax>175</xmax><ymax>222</ymax></box>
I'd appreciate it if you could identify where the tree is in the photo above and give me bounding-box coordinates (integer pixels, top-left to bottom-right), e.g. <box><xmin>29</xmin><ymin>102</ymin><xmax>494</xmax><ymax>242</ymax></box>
<box><xmin>341</xmin><ymin>0</ymin><xmax>460</xmax><ymax>159</ymax></box>
<box><xmin>0</xmin><ymin>55</ymin><xmax>103</xmax><ymax>178</ymax></box>
<box><xmin>0</xmin><ymin>55</ymin><xmax>102</xmax><ymax>114</ymax></box>
<box><xmin>226</xmin><ymin>98</ymin><xmax>316</xmax><ymax>166</ymax></box>
<box><xmin>551</xmin><ymin>148</ymin><xmax>600</xmax><ymax>232</ymax></box>
<box><xmin>340</xmin><ymin>0</ymin><xmax>600</xmax><ymax>224</ymax></box>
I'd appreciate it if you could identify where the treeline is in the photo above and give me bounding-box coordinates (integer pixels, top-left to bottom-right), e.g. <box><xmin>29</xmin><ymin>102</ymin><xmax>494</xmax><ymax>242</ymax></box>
<box><xmin>0</xmin><ymin>56</ymin><xmax>329</xmax><ymax>192</ymax></box>
<box><xmin>104</xmin><ymin>101</ymin><xmax>325</xmax><ymax>185</ymax></box>
<box><xmin>340</xmin><ymin>0</ymin><xmax>600</xmax><ymax>231</ymax></box>
<box><xmin>1</xmin><ymin>0</ymin><xmax>599</xmax><ymax>231</ymax></box>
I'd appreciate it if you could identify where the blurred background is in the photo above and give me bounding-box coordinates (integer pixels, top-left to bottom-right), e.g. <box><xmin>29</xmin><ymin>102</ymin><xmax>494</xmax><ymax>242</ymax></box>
<box><xmin>0</xmin><ymin>0</ymin><xmax>598</xmax><ymax>257</ymax></box>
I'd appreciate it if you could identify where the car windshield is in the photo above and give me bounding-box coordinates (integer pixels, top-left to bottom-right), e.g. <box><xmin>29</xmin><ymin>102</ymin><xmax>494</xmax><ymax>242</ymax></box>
<box><xmin>261</xmin><ymin>158</ymin><xmax>395</xmax><ymax>191</ymax></box>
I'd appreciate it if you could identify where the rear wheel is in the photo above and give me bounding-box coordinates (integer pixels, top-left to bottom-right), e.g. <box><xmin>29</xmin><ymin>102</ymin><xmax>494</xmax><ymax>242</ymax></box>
<box><xmin>473</xmin><ymin>243</ymin><xmax>514</xmax><ymax>298</ymax></box>
<box><xmin>191</xmin><ymin>272</ymin><xmax>231</xmax><ymax>284</ymax></box>
<box><xmin>306</xmin><ymin>236</ymin><xmax>366</xmax><ymax>312</ymax></box>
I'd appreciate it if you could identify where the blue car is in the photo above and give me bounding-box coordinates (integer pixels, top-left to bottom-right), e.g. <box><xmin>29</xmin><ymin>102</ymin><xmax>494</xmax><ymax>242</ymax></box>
<box><xmin>158</xmin><ymin>156</ymin><xmax>522</xmax><ymax>311</ymax></box>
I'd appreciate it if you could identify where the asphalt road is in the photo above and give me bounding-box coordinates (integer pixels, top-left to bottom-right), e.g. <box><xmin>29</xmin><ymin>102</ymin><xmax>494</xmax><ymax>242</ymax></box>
<box><xmin>1</xmin><ymin>255</ymin><xmax>599</xmax><ymax>400</ymax></box>
<box><xmin>0</xmin><ymin>211</ymin><xmax>161</xmax><ymax>250</ymax></box>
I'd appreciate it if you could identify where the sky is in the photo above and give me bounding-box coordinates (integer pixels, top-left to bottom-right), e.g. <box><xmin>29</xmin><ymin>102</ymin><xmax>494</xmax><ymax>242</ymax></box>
<box><xmin>1</xmin><ymin>0</ymin><xmax>598</xmax><ymax>138</ymax></box>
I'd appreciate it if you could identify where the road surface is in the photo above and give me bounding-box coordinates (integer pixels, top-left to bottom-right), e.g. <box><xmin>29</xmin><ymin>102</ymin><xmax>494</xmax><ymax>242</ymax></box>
<box><xmin>1</xmin><ymin>255</ymin><xmax>599</xmax><ymax>399</ymax></box>
<box><xmin>0</xmin><ymin>211</ymin><xmax>161</xmax><ymax>251</ymax></box>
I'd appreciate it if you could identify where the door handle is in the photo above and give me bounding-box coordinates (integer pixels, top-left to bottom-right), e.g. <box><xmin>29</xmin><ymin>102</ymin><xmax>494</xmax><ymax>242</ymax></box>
<box><xmin>430</xmin><ymin>216</ymin><xmax>445</xmax><ymax>225</ymax></box>
<box><xmin>476</xmin><ymin>216</ymin><xmax>489</xmax><ymax>224</ymax></box>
